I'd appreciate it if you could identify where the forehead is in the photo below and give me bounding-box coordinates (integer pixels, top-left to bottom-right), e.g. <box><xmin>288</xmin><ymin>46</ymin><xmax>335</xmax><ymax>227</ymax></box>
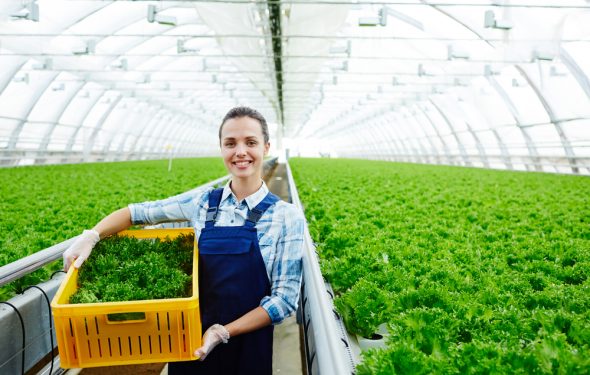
<box><xmin>221</xmin><ymin>116</ymin><xmax>263</xmax><ymax>138</ymax></box>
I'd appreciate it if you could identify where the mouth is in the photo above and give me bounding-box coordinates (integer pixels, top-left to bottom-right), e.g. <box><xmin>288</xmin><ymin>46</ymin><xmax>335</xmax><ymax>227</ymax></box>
<box><xmin>232</xmin><ymin>160</ymin><xmax>253</xmax><ymax>168</ymax></box>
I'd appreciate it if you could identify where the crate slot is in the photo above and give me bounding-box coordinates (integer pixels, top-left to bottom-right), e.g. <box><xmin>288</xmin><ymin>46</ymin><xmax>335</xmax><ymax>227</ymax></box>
<box><xmin>69</xmin><ymin>318</ymin><xmax>74</xmax><ymax>337</ymax></box>
<box><xmin>168</xmin><ymin>334</ymin><xmax>172</xmax><ymax>352</ymax></box>
<box><xmin>118</xmin><ymin>337</ymin><xmax>122</xmax><ymax>356</ymax></box>
<box><xmin>95</xmin><ymin>317</ymin><xmax>100</xmax><ymax>334</ymax></box>
<box><xmin>157</xmin><ymin>313</ymin><xmax>160</xmax><ymax>331</ymax></box>
<box><xmin>87</xmin><ymin>340</ymin><xmax>92</xmax><ymax>358</ymax></box>
<box><xmin>167</xmin><ymin>312</ymin><xmax>171</xmax><ymax>331</ymax></box>
<box><xmin>98</xmin><ymin>339</ymin><xmax>102</xmax><ymax>357</ymax></box>
<box><xmin>158</xmin><ymin>335</ymin><xmax>162</xmax><ymax>354</ymax></box>
<box><xmin>84</xmin><ymin>318</ymin><xmax>89</xmax><ymax>336</ymax></box>
<box><xmin>181</xmin><ymin>312</ymin><xmax>185</xmax><ymax>330</ymax></box>
<box><xmin>183</xmin><ymin>334</ymin><xmax>186</xmax><ymax>352</ymax></box>
<box><xmin>108</xmin><ymin>338</ymin><xmax>112</xmax><ymax>357</ymax></box>
<box><xmin>138</xmin><ymin>336</ymin><xmax>142</xmax><ymax>355</ymax></box>
<box><xmin>128</xmin><ymin>336</ymin><xmax>133</xmax><ymax>355</ymax></box>
<box><xmin>149</xmin><ymin>336</ymin><xmax>152</xmax><ymax>354</ymax></box>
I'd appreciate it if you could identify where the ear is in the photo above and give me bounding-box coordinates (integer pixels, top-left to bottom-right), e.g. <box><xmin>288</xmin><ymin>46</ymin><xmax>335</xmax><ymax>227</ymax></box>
<box><xmin>264</xmin><ymin>142</ymin><xmax>270</xmax><ymax>155</ymax></box>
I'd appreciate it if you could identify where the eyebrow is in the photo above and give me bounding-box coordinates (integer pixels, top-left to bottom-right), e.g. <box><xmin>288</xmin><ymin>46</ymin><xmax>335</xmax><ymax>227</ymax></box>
<box><xmin>223</xmin><ymin>136</ymin><xmax>260</xmax><ymax>141</ymax></box>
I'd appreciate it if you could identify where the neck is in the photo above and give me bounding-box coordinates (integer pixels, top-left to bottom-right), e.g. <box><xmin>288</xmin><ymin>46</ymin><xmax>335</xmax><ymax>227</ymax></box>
<box><xmin>231</xmin><ymin>177</ymin><xmax>263</xmax><ymax>201</ymax></box>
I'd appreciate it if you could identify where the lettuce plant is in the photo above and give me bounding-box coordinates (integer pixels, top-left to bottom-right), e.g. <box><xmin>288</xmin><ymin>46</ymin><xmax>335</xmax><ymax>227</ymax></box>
<box><xmin>70</xmin><ymin>234</ymin><xmax>194</xmax><ymax>304</ymax></box>
<box><xmin>290</xmin><ymin>158</ymin><xmax>590</xmax><ymax>374</ymax></box>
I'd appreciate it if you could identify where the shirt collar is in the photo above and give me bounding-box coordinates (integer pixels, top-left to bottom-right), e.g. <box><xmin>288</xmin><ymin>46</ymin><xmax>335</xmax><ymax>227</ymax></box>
<box><xmin>221</xmin><ymin>180</ymin><xmax>269</xmax><ymax>210</ymax></box>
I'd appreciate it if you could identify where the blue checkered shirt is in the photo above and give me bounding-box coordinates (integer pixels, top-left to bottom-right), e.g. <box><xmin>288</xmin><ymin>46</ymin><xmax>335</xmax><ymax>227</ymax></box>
<box><xmin>128</xmin><ymin>181</ymin><xmax>304</xmax><ymax>324</ymax></box>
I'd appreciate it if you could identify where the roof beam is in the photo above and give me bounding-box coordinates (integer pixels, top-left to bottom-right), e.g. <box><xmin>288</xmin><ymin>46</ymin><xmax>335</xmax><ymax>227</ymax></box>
<box><xmin>267</xmin><ymin>0</ymin><xmax>284</xmax><ymax>124</ymax></box>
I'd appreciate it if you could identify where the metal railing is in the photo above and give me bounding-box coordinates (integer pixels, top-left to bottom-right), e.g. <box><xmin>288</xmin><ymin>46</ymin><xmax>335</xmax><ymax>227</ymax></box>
<box><xmin>285</xmin><ymin>161</ymin><xmax>358</xmax><ymax>375</ymax></box>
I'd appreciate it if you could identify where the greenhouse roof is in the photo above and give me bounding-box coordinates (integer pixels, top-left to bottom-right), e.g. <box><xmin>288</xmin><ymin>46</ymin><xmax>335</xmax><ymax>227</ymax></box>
<box><xmin>0</xmin><ymin>0</ymin><xmax>589</xmax><ymax>173</ymax></box>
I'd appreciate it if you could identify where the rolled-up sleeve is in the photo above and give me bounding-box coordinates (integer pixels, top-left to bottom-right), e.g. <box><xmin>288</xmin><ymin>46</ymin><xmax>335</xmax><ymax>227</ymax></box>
<box><xmin>260</xmin><ymin>205</ymin><xmax>304</xmax><ymax>324</ymax></box>
<box><xmin>128</xmin><ymin>188</ymin><xmax>209</xmax><ymax>225</ymax></box>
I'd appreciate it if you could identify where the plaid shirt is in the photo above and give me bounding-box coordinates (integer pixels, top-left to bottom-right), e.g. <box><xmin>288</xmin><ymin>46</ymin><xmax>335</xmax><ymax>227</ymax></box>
<box><xmin>128</xmin><ymin>181</ymin><xmax>304</xmax><ymax>324</ymax></box>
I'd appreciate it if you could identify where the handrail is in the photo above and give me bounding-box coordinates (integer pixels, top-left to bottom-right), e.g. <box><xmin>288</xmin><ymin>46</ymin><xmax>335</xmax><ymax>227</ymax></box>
<box><xmin>0</xmin><ymin>157</ymin><xmax>279</xmax><ymax>287</ymax></box>
<box><xmin>285</xmin><ymin>161</ymin><xmax>356</xmax><ymax>375</ymax></box>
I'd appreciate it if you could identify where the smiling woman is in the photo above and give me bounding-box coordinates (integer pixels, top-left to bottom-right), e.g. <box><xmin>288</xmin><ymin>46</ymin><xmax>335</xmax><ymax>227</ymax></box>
<box><xmin>61</xmin><ymin>106</ymin><xmax>305</xmax><ymax>375</ymax></box>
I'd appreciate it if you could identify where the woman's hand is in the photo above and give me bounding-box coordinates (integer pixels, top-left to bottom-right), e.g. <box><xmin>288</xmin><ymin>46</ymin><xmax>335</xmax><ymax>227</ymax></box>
<box><xmin>63</xmin><ymin>229</ymin><xmax>100</xmax><ymax>271</ymax></box>
<box><xmin>194</xmin><ymin>324</ymin><xmax>230</xmax><ymax>360</ymax></box>
<box><xmin>63</xmin><ymin>207</ymin><xmax>132</xmax><ymax>271</ymax></box>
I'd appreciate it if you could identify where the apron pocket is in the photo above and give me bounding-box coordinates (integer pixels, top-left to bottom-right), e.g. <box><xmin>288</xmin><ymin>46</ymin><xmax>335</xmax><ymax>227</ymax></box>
<box><xmin>199</xmin><ymin>227</ymin><xmax>256</xmax><ymax>255</ymax></box>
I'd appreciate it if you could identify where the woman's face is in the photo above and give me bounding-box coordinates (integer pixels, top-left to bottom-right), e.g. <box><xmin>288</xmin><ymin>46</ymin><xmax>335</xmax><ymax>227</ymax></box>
<box><xmin>220</xmin><ymin>116</ymin><xmax>269</xmax><ymax>181</ymax></box>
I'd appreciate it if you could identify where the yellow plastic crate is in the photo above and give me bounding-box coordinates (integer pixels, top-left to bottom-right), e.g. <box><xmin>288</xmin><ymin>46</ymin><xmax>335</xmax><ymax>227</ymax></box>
<box><xmin>51</xmin><ymin>228</ymin><xmax>201</xmax><ymax>368</ymax></box>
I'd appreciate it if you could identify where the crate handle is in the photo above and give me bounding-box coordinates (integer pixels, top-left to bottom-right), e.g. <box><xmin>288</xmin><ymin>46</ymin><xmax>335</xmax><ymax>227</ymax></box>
<box><xmin>106</xmin><ymin>312</ymin><xmax>147</xmax><ymax>324</ymax></box>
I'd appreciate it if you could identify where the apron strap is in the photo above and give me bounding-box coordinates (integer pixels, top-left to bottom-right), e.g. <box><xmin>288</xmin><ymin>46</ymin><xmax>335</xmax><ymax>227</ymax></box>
<box><xmin>205</xmin><ymin>188</ymin><xmax>224</xmax><ymax>228</ymax></box>
<box><xmin>245</xmin><ymin>192</ymin><xmax>280</xmax><ymax>228</ymax></box>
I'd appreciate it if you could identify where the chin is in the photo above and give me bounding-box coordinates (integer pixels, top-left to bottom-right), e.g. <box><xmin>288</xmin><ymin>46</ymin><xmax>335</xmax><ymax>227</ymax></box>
<box><xmin>232</xmin><ymin>168</ymin><xmax>261</xmax><ymax>179</ymax></box>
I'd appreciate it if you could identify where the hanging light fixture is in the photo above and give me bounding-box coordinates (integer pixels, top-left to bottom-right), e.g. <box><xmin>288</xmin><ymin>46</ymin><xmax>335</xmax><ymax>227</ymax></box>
<box><xmin>147</xmin><ymin>5</ymin><xmax>177</xmax><ymax>26</ymax></box>
<box><xmin>10</xmin><ymin>0</ymin><xmax>39</xmax><ymax>22</ymax></box>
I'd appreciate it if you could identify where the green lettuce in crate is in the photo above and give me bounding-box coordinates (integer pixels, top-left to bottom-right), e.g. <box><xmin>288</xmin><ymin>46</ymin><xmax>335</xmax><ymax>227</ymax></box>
<box><xmin>69</xmin><ymin>234</ymin><xmax>194</xmax><ymax>305</ymax></box>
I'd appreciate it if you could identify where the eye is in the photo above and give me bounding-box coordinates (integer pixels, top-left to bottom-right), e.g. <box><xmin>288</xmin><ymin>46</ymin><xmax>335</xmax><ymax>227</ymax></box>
<box><xmin>247</xmin><ymin>140</ymin><xmax>257</xmax><ymax>146</ymax></box>
<box><xmin>224</xmin><ymin>141</ymin><xmax>235</xmax><ymax>147</ymax></box>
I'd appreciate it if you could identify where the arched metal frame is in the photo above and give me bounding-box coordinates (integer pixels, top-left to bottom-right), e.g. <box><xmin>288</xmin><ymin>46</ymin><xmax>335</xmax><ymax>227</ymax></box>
<box><xmin>515</xmin><ymin>65</ymin><xmax>578</xmax><ymax>174</ymax></box>
<box><xmin>0</xmin><ymin>2</ymin><xmax>588</xmax><ymax>174</ymax></box>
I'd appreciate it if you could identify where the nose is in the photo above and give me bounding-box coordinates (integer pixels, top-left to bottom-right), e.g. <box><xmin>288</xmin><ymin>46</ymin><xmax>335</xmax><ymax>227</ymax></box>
<box><xmin>235</xmin><ymin>142</ymin><xmax>247</xmax><ymax>156</ymax></box>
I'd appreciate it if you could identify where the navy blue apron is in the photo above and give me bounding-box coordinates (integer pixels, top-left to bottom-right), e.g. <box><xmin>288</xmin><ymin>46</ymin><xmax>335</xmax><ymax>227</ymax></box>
<box><xmin>169</xmin><ymin>188</ymin><xmax>279</xmax><ymax>375</ymax></box>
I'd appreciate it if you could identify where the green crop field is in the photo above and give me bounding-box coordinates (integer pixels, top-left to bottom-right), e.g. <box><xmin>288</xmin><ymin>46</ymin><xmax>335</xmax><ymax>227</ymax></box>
<box><xmin>0</xmin><ymin>158</ymin><xmax>226</xmax><ymax>300</ymax></box>
<box><xmin>290</xmin><ymin>158</ymin><xmax>590</xmax><ymax>374</ymax></box>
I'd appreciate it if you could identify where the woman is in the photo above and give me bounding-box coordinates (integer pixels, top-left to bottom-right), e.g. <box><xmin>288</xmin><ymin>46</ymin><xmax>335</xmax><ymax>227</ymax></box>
<box><xmin>63</xmin><ymin>106</ymin><xmax>305</xmax><ymax>374</ymax></box>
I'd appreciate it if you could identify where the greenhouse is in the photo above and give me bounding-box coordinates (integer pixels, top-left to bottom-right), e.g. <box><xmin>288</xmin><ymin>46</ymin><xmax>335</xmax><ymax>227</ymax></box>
<box><xmin>0</xmin><ymin>1</ymin><xmax>589</xmax><ymax>374</ymax></box>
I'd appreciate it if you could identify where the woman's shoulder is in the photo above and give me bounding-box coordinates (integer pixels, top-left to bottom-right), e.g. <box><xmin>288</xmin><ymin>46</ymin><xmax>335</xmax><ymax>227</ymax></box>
<box><xmin>173</xmin><ymin>185</ymin><xmax>215</xmax><ymax>207</ymax></box>
<box><xmin>273</xmin><ymin>199</ymin><xmax>305</xmax><ymax>221</ymax></box>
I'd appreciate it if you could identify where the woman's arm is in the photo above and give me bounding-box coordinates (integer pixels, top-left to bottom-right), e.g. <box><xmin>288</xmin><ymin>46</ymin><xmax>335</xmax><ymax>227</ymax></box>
<box><xmin>225</xmin><ymin>306</ymin><xmax>271</xmax><ymax>337</ymax></box>
<box><xmin>93</xmin><ymin>207</ymin><xmax>132</xmax><ymax>238</ymax></box>
<box><xmin>195</xmin><ymin>306</ymin><xmax>271</xmax><ymax>360</ymax></box>
<box><xmin>260</xmin><ymin>204</ymin><xmax>305</xmax><ymax>324</ymax></box>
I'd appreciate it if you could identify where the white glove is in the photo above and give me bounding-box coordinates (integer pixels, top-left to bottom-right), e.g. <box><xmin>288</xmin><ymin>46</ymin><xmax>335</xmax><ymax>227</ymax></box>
<box><xmin>194</xmin><ymin>324</ymin><xmax>230</xmax><ymax>361</ymax></box>
<box><xmin>63</xmin><ymin>229</ymin><xmax>100</xmax><ymax>271</ymax></box>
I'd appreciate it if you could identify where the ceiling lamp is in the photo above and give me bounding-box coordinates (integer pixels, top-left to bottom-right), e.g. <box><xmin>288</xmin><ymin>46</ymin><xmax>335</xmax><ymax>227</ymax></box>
<box><xmin>13</xmin><ymin>73</ymin><xmax>29</xmax><ymax>84</ymax></box>
<box><xmin>447</xmin><ymin>45</ymin><xmax>470</xmax><ymax>60</ymax></box>
<box><xmin>418</xmin><ymin>64</ymin><xmax>432</xmax><ymax>77</ymax></box>
<box><xmin>359</xmin><ymin>7</ymin><xmax>423</xmax><ymax>31</ymax></box>
<box><xmin>147</xmin><ymin>5</ymin><xmax>177</xmax><ymax>26</ymax></box>
<box><xmin>72</xmin><ymin>40</ymin><xmax>96</xmax><ymax>55</ymax></box>
<box><xmin>484</xmin><ymin>64</ymin><xmax>500</xmax><ymax>77</ymax></box>
<box><xmin>330</xmin><ymin>61</ymin><xmax>348</xmax><ymax>72</ymax></box>
<box><xmin>111</xmin><ymin>58</ymin><xmax>128</xmax><ymax>70</ymax></box>
<box><xmin>177</xmin><ymin>40</ymin><xmax>200</xmax><ymax>54</ymax></box>
<box><xmin>32</xmin><ymin>58</ymin><xmax>53</xmax><ymax>70</ymax></box>
<box><xmin>484</xmin><ymin>10</ymin><xmax>512</xmax><ymax>30</ymax></box>
<box><xmin>329</xmin><ymin>41</ymin><xmax>351</xmax><ymax>56</ymax></box>
<box><xmin>531</xmin><ymin>50</ymin><xmax>555</xmax><ymax>62</ymax></box>
<box><xmin>358</xmin><ymin>8</ymin><xmax>386</xmax><ymax>27</ymax></box>
<box><xmin>136</xmin><ymin>74</ymin><xmax>151</xmax><ymax>84</ymax></box>
<box><xmin>11</xmin><ymin>0</ymin><xmax>39</xmax><ymax>22</ymax></box>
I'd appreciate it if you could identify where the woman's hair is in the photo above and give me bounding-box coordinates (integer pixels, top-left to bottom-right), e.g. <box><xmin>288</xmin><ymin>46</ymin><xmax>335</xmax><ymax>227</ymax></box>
<box><xmin>219</xmin><ymin>106</ymin><xmax>269</xmax><ymax>144</ymax></box>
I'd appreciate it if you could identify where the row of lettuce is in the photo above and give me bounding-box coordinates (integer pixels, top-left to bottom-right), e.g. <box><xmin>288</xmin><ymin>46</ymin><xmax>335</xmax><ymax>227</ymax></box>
<box><xmin>0</xmin><ymin>158</ymin><xmax>226</xmax><ymax>300</ymax></box>
<box><xmin>290</xmin><ymin>158</ymin><xmax>589</xmax><ymax>374</ymax></box>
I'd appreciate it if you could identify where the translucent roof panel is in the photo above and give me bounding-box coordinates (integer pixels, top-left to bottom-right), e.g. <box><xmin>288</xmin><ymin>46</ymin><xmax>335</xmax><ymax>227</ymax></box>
<box><xmin>0</xmin><ymin>0</ymin><xmax>588</xmax><ymax>173</ymax></box>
